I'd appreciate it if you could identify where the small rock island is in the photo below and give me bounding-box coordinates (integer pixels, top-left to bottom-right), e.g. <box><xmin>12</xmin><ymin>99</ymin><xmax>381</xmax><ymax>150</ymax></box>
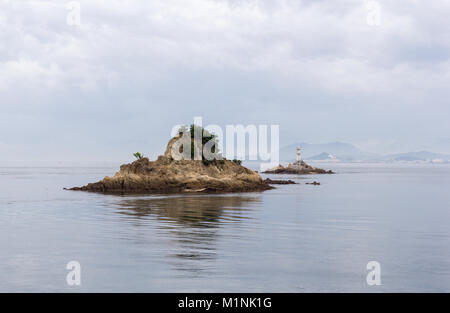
<box><xmin>69</xmin><ymin>126</ymin><xmax>275</xmax><ymax>194</ymax></box>
<box><xmin>263</xmin><ymin>147</ymin><xmax>334</xmax><ymax>174</ymax></box>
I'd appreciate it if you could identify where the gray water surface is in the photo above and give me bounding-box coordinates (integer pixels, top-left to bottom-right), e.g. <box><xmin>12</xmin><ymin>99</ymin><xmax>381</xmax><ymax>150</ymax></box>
<box><xmin>0</xmin><ymin>163</ymin><xmax>449</xmax><ymax>292</ymax></box>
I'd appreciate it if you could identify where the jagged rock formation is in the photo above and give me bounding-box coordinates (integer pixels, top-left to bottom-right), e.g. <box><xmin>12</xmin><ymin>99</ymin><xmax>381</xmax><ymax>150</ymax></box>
<box><xmin>68</xmin><ymin>134</ymin><xmax>274</xmax><ymax>194</ymax></box>
<box><xmin>263</xmin><ymin>160</ymin><xmax>333</xmax><ymax>175</ymax></box>
<box><xmin>69</xmin><ymin>157</ymin><xmax>273</xmax><ymax>193</ymax></box>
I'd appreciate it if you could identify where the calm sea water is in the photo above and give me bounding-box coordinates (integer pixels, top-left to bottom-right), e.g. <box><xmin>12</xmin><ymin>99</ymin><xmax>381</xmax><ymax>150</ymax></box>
<box><xmin>0</xmin><ymin>163</ymin><xmax>449</xmax><ymax>292</ymax></box>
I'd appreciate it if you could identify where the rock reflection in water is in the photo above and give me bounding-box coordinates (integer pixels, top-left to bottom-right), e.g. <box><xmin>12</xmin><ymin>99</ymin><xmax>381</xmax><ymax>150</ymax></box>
<box><xmin>114</xmin><ymin>195</ymin><xmax>261</xmax><ymax>275</ymax></box>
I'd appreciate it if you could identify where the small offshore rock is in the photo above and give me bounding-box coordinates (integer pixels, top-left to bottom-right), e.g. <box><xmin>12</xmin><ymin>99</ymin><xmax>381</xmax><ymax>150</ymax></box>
<box><xmin>263</xmin><ymin>178</ymin><xmax>297</xmax><ymax>185</ymax></box>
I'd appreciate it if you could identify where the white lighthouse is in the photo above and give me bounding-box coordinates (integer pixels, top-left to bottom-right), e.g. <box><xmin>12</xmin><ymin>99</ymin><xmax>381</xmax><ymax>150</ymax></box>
<box><xmin>296</xmin><ymin>147</ymin><xmax>302</xmax><ymax>162</ymax></box>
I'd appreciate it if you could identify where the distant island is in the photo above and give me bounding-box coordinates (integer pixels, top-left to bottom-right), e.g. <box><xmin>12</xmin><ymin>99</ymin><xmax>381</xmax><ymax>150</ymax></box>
<box><xmin>264</xmin><ymin>147</ymin><xmax>333</xmax><ymax>174</ymax></box>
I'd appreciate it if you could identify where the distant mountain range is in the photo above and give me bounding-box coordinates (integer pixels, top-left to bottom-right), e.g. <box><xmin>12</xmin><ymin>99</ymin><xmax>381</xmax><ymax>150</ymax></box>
<box><xmin>382</xmin><ymin>151</ymin><xmax>450</xmax><ymax>162</ymax></box>
<box><xmin>280</xmin><ymin>142</ymin><xmax>378</xmax><ymax>162</ymax></box>
<box><xmin>280</xmin><ymin>142</ymin><xmax>450</xmax><ymax>163</ymax></box>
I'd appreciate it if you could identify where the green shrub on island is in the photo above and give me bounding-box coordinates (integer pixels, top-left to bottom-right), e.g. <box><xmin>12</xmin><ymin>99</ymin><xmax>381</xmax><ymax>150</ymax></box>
<box><xmin>232</xmin><ymin>159</ymin><xmax>242</xmax><ymax>165</ymax></box>
<box><xmin>133</xmin><ymin>152</ymin><xmax>144</xmax><ymax>160</ymax></box>
<box><xmin>177</xmin><ymin>124</ymin><xmax>222</xmax><ymax>164</ymax></box>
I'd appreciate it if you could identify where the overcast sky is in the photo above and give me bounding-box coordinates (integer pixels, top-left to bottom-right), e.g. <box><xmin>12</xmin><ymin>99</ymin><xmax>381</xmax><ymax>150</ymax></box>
<box><xmin>1</xmin><ymin>0</ymin><xmax>449</xmax><ymax>164</ymax></box>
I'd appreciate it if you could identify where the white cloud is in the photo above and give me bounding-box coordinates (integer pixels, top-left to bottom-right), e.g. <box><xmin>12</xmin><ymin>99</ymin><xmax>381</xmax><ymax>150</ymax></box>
<box><xmin>0</xmin><ymin>0</ymin><xmax>449</xmax><ymax>160</ymax></box>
